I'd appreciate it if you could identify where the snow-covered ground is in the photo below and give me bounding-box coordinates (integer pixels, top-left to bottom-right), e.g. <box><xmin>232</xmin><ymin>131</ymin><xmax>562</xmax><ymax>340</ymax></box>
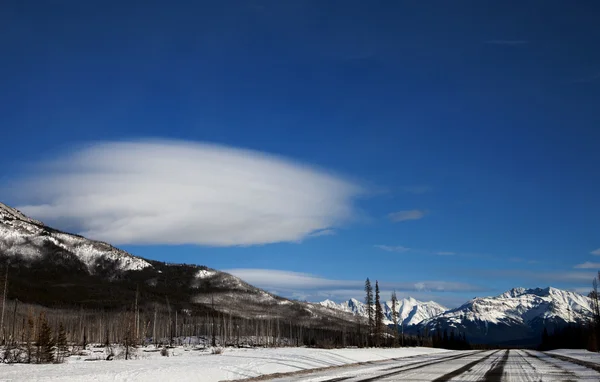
<box><xmin>547</xmin><ymin>348</ymin><xmax>600</xmax><ymax>365</ymax></box>
<box><xmin>0</xmin><ymin>346</ymin><xmax>448</xmax><ymax>382</ymax></box>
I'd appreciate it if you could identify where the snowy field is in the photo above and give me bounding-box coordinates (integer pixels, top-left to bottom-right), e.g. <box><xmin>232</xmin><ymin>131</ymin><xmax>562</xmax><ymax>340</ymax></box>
<box><xmin>0</xmin><ymin>346</ymin><xmax>448</xmax><ymax>382</ymax></box>
<box><xmin>547</xmin><ymin>349</ymin><xmax>600</xmax><ymax>366</ymax></box>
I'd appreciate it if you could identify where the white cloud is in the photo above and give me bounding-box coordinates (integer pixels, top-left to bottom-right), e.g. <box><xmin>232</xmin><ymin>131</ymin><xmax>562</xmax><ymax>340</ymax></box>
<box><xmin>225</xmin><ymin>268</ymin><xmax>486</xmax><ymax>297</ymax></box>
<box><xmin>591</xmin><ymin>248</ymin><xmax>600</xmax><ymax>256</ymax></box>
<box><xmin>374</xmin><ymin>245</ymin><xmax>410</xmax><ymax>253</ymax></box>
<box><xmin>387</xmin><ymin>209</ymin><xmax>425</xmax><ymax>222</ymax></box>
<box><xmin>574</xmin><ymin>262</ymin><xmax>600</xmax><ymax>269</ymax></box>
<box><xmin>225</xmin><ymin>269</ymin><xmax>359</xmax><ymax>289</ymax></box>
<box><xmin>309</xmin><ymin>229</ymin><xmax>336</xmax><ymax>237</ymax></box>
<box><xmin>436</xmin><ymin>251</ymin><xmax>455</xmax><ymax>256</ymax></box>
<box><xmin>14</xmin><ymin>140</ymin><xmax>363</xmax><ymax>246</ymax></box>
<box><xmin>483</xmin><ymin>269</ymin><xmax>596</xmax><ymax>284</ymax></box>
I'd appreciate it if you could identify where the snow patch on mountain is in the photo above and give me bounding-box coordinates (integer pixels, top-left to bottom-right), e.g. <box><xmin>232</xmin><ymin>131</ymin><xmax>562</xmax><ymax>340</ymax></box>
<box><xmin>196</xmin><ymin>269</ymin><xmax>217</xmax><ymax>279</ymax></box>
<box><xmin>0</xmin><ymin>201</ymin><xmax>151</xmax><ymax>273</ymax></box>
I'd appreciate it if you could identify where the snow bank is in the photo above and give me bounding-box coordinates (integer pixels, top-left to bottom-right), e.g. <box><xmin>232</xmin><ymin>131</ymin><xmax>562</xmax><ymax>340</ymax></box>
<box><xmin>0</xmin><ymin>346</ymin><xmax>448</xmax><ymax>382</ymax></box>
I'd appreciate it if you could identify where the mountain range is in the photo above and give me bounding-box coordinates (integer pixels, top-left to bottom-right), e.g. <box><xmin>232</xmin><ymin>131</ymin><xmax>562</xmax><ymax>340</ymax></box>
<box><xmin>320</xmin><ymin>286</ymin><xmax>594</xmax><ymax>345</ymax></box>
<box><xmin>319</xmin><ymin>297</ymin><xmax>448</xmax><ymax>327</ymax></box>
<box><xmin>0</xmin><ymin>201</ymin><xmax>595</xmax><ymax>345</ymax></box>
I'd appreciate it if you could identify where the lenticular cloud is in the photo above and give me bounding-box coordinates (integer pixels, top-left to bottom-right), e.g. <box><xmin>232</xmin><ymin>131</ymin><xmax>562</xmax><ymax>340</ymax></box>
<box><xmin>16</xmin><ymin>140</ymin><xmax>362</xmax><ymax>246</ymax></box>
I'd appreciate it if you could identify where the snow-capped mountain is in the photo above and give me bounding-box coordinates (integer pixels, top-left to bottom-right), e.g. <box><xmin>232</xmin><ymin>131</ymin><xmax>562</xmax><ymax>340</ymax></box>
<box><xmin>0</xmin><ymin>202</ymin><xmax>151</xmax><ymax>273</ymax></box>
<box><xmin>416</xmin><ymin>287</ymin><xmax>594</xmax><ymax>345</ymax></box>
<box><xmin>319</xmin><ymin>297</ymin><xmax>447</xmax><ymax>327</ymax></box>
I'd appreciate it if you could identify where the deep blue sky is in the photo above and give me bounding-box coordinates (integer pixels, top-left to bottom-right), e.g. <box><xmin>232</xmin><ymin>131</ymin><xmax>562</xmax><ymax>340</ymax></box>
<box><xmin>1</xmin><ymin>1</ymin><xmax>599</xmax><ymax>307</ymax></box>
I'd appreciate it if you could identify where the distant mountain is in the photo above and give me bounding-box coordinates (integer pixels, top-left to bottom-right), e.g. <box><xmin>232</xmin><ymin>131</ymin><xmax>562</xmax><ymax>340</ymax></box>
<box><xmin>0</xmin><ymin>201</ymin><xmax>358</xmax><ymax>329</ymax></box>
<box><xmin>414</xmin><ymin>287</ymin><xmax>594</xmax><ymax>345</ymax></box>
<box><xmin>319</xmin><ymin>297</ymin><xmax>448</xmax><ymax>327</ymax></box>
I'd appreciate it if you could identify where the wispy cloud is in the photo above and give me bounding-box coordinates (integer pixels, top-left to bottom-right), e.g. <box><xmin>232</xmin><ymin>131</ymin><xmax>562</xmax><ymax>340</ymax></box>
<box><xmin>436</xmin><ymin>251</ymin><xmax>455</xmax><ymax>256</ymax></box>
<box><xmin>374</xmin><ymin>245</ymin><xmax>410</xmax><ymax>253</ymax></box>
<box><xmin>591</xmin><ymin>248</ymin><xmax>600</xmax><ymax>256</ymax></box>
<box><xmin>225</xmin><ymin>269</ymin><xmax>357</xmax><ymax>289</ymax></box>
<box><xmin>309</xmin><ymin>229</ymin><xmax>336</xmax><ymax>237</ymax></box>
<box><xmin>481</xmin><ymin>269</ymin><xmax>596</xmax><ymax>284</ymax></box>
<box><xmin>574</xmin><ymin>262</ymin><xmax>600</xmax><ymax>269</ymax></box>
<box><xmin>399</xmin><ymin>186</ymin><xmax>432</xmax><ymax>194</ymax></box>
<box><xmin>485</xmin><ymin>40</ymin><xmax>529</xmax><ymax>45</ymax></box>
<box><xmin>388</xmin><ymin>209</ymin><xmax>426</xmax><ymax>222</ymax></box>
<box><xmin>13</xmin><ymin>139</ymin><xmax>363</xmax><ymax>246</ymax></box>
<box><xmin>568</xmin><ymin>287</ymin><xmax>593</xmax><ymax>295</ymax></box>
<box><xmin>224</xmin><ymin>268</ymin><xmax>486</xmax><ymax>305</ymax></box>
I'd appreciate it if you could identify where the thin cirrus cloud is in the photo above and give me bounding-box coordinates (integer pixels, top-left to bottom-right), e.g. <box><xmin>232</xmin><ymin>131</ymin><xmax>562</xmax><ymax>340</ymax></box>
<box><xmin>388</xmin><ymin>209</ymin><xmax>426</xmax><ymax>222</ymax></box>
<box><xmin>591</xmin><ymin>249</ymin><xmax>600</xmax><ymax>256</ymax></box>
<box><xmin>225</xmin><ymin>268</ymin><xmax>486</xmax><ymax>297</ymax></box>
<box><xmin>13</xmin><ymin>139</ymin><xmax>364</xmax><ymax>246</ymax></box>
<box><xmin>374</xmin><ymin>245</ymin><xmax>410</xmax><ymax>253</ymax></box>
<box><xmin>574</xmin><ymin>262</ymin><xmax>600</xmax><ymax>269</ymax></box>
<box><xmin>225</xmin><ymin>268</ymin><xmax>487</xmax><ymax>308</ymax></box>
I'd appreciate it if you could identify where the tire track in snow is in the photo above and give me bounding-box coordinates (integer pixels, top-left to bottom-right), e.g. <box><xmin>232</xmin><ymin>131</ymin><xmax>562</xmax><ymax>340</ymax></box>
<box><xmin>543</xmin><ymin>351</ymin><xmax>600</xmax><ymax>373</ymax></box>
<box><xmin>352</xmin><ymin>350</ymin><xmax>487</xmax><ymax>381</ymax></box>
<box><xmin>482</xmin><ymin>350</ymin><xmax>509</xmax><ymax>382</ymax></box>
<box><xmin>430</xmin><ymin>350</ymin><xmax>501</xmax><ymax>382</ymax></box>
<box><xmin>521</xmin><ymin>350</ymin><xmax>577</xmax><ymax>381</ymax></box>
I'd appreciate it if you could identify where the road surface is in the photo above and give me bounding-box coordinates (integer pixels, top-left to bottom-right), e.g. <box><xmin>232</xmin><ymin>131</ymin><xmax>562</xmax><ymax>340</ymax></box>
<box><xmin>262</xmin><ymin>349</ymin><xmax>600</xmax><ymax>381</ymax></box>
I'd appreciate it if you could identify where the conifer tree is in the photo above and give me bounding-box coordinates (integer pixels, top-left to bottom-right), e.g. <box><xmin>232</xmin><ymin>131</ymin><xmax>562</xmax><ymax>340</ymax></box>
<box><xmin>364</xmin><ymin>278</ymin><xmax>374</xmax><ymax>345</ymax></box>
<box><xmin>390</xmin><ymin>290</ymin><xmax>399</xmax><ymax>347</ymax></box>
<box><xmin>36</xmin><ymin>312</ymin><xmax>54</xmax><ymax>364</ymax></box>
<box><xmin>374</xmin><ymin>281</ymin><xmax>383</xmax><ymax>347</ymax></box>
<box><xmin>55</xmin><ymin>323</ymin><xmax>68</xmax><ymax>363</ymax></box>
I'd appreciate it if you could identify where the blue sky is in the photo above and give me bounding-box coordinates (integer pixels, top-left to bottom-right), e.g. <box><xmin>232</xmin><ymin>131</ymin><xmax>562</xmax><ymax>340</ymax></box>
<box><xmin>1</xmin><ymin>1</ymin><xmax>599</xmax><ymax>307</ymax></box>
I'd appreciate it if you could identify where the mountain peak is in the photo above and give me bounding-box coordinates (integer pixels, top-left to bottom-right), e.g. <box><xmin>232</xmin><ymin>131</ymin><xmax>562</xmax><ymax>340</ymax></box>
<box><xmin>0</xmin><ymin>202</ymin><xmax>44</xmax><ymax>226</ymax></box>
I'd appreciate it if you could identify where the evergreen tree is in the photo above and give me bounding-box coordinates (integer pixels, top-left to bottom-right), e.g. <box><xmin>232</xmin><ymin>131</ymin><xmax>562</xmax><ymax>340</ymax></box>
<box><xmin>390</xmin><ymin>290</ymin><xmax>399</xmax><ymax>347</ymax></box>
<box><xmin>374</xmin><ymin>281</ymin><xmax>383</xmax><ymax>347</ymax></box>
<box><xmin>55</xmin><ymin>322</ymin><xmax>68</xmax><ymax>363</ymax></box>
<box><xmin>364</xmin><ymin>278</ymin><xmax>373</xmax><ymax>345</ymax></box>
<box><xmin>442</xmin><ymin>328</ymin><xmax>449</xmax><ymax>348</ymax></box>
<box><xmin>36</xmin><ymin>312</ymin><xmax>55</xmax><ymax>364</ymax></box>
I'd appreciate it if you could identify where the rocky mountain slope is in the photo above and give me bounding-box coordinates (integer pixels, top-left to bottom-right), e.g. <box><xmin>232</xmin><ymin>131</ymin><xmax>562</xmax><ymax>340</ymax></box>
<box><xmin>319</xmin><ymin>297</ymin><xmax>447</xmax><ymax>327</ymax></box>
<box><xmin>0</xmin><ymin>201</ymin><xmax>358</xmax><ymax>329</ymax></box>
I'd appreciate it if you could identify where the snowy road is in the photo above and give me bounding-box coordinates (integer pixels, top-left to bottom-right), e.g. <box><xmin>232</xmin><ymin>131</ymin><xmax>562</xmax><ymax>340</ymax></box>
<box><xmin>264</xmin><ymin>350</ymin><xmax>600</xmax><ymax>381</ymax></box>
<box><xmin>2</xmin><ymin>347</ymin><xmax>600</xmax><ymax>381</ymax></box>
